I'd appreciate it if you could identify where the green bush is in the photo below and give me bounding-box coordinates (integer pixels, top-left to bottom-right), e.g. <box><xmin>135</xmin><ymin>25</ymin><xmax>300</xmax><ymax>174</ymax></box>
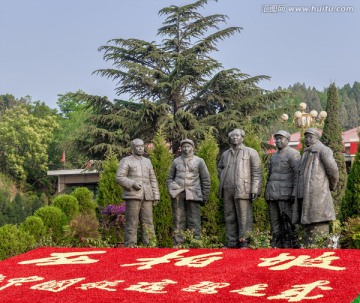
<box><xmin>196</xmin><ymin>133</ymin><xmax>225</xmax><ymax>245</ymax></box>
<box><xmin>64</xmin><ymin>213</ymin><xmax>101</xmax><ymax>247</ymax></box>
<box><xmin>34</xmin><ymin>206</ymin><xmax>68</xmax><ymax>242</ymax></box>
<box><xmin>52</xmin><ymin>194</ymin><xmax>80</xmax><ymax>220</ymax></box>
<box><xmin>20</xmin><ymin>215</ymin><xmax>46</xmax><ymax>242</ymax></box>
<box><xmin>149</xmin><ymin>131</ymin><xmax>174</xmax><ymax>247</ymax></box>
<box><xmin>340</xmin><ymin>143</ymin><xmax>360</xmax><ymax>221</ymax></box>
<box><xmin>0</xmin><ymin>224</ymin><xmax>35</xmax><ymax>260</ymax></box>
<box><xmin>340</xmin><ymin>217</ymin><xmax>360</xmax><ymax>248</ymax></box>
<box><xmin>96</xmin><ymin>153</ymin><xmax>123</xmax><ymax>207</ymax></box>
<box><xmin>71</xmin><ymin>187</ymin><xmax>97</xmax><ymax>214</ymax></box>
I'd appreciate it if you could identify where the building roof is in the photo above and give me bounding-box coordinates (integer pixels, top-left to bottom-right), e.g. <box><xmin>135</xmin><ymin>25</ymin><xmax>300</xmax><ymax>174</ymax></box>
<box><xmin>47</xmin><ymin>169</ymin><xmax>99</xmax><ymax>176</ymax></box>
<box><xmin>342</xmin><ymin>127</ymin><xmax>360</xmax><ymax>142</ymax></box>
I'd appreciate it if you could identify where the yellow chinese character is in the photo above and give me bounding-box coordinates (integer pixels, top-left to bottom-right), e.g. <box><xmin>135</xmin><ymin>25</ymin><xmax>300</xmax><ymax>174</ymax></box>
<box><xmin>30</xmin><ymin>278</ymin><xmax>85</xmax><ymax>292</ymax></box>
<box><xmin>268</xmin><ymin>280</ymin><xmax>332</xmax><ymax>302</ymax></box>
<box><xmin>0</xmin><ymin>275</ymin><xmax>5</xmax><ymax>283</ymax></box>
<box><xmin>18</xmin><ymin>251</ymin><xmax>106</xmax><ymax>266</ymax></box>
<box><xmin>258</xmin><ymin>252</ymin><xmax>345</xmax><ymax>271</ymax></box>
<box><xmin>0</xmin><ymin>276</ymin><xmax>44</xmax><ymax>291</ymax></box>
<box><xmin>77</xmin><ymin>280</ymin><xmax>124</xmax><ymax>292</ymax></box>
<box><xmin>183</xmin><ymin>281</ymin><xmax>230</xmax><ymax>294</ymax></box>
<box><xmin>230</xmin><ymin>283</ymin><xmax>268</xmax><ymax>297</ymax></box>
<box><xmin>125</xmin><ymin>279</ymin><xmax>177</xmax><ymax>294</ymax></box>
<box><xmin>121</xmin><ymin>249</ymin><xmax>222</xmax><ymax>270</ymax></box>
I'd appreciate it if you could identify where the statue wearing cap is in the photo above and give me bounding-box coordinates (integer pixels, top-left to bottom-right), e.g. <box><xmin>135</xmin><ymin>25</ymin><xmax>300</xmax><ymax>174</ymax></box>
<box><xmin>166</xmin><ymin>139</ymin><xmax>210</xmax><ymax>246</ymax></box>
<box><xmin>265</xmin><ymin>130</ymin><xmax>300</xmax><ymax>248</ymax></box>
<box><xmin>218</xmin><ymin>128</ymin><xmax>262</xmax><ymax>248</ymax></box>
<box><xmin>116</xmin><ymin>138</ymin><xmax>160</xmax><ymax>247</ymax></box>
<box><xmin>293</xmin><ymin>127</ymin><xmax>339</xmax><ymax>246</ymax></box>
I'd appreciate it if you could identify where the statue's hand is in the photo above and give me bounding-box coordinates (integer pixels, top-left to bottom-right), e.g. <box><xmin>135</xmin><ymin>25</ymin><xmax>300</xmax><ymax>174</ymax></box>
<box><xmin>153</xmin><ymin>200</ymin><xmax>159</xmax><ymax>206</ymax></box>
<box><xmin>251</xmin><ymin>193</ymin><xmax>258</xmax><ymax>201</ymax></box>
<box><xmin>132</xmin><ymin>182</ymin><xmax>142</xmax><ymax>190</ymax></box>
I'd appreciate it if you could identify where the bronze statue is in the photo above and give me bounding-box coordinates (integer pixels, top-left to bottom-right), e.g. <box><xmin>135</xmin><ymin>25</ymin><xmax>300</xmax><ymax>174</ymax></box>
<box><xmin>265</xmin><ymin>130</ymin><xmax>300</xmax><ymax>248</ymax></box>
<box><xmin>293</xmin><ymin>128</ymin><xmax>339</xmax><ymax>246</ymax></box>
<box><xmin>116</xmin><ymin>138</ymin><xmax>160</xmax><ymax>247</ymax></box>
<box><xmin>218</xmin><ymin>129</ymin><xmax>262</xmax><ymax>248</ymax></box>
<box><xmin>166</xmin><ymin>139</ymin><xmax>210</xmax><ymax>246</ymax></box>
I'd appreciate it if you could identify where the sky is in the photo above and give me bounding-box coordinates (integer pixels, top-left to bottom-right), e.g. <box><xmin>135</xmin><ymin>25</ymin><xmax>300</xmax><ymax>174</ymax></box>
<box><xmin>1</xmin><ymin>0</ymin><xmax>359</xmax><ymax>109</ymax></box>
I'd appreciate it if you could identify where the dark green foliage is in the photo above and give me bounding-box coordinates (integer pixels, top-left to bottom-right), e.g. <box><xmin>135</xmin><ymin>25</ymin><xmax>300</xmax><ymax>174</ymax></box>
<box><xmin>34</xmin><ymin>206</ymin><xmax>68</xmax><ymax>242</ymax></box>
<box><xmin>340</xmin><ymin>142</ymin><xmax>360</xmax><ymax>221</ymax></box>
<box><xmin>20</xmin><ymin>215</ymin><xmax>46</xmax><ymax>241</ymax></box>
<box><xmin>12</xmin><ymin>193</ymin><xmax>32</xmax><ymax>223</ymax></box>
<box><xmin>149</xmin><ymin>131</ymin><xmax>174</xmax><ymax>247</ymax></box>
<box><xmin>0</xmin><ymin>224</ymin><xmax>35</xmax><ymax>260</ymax></box>
<box><xmin>78</xmin><ymin>0</ymin><xmax>287</xmax><ymax>160</ymax></box>
<box><xmin>96</xmin><ymin>153</ymin><xmax>123</xmax><ymax>207</ymax></box>
<box><xmin>321</xmin><ymin>84</ymin><xmax>347</xmax><ymax>216</ymax></box>
<box><xmin>52</xmin><ymin>194</ymin><xmax>80</xmax><ymax>220</ymax></box>
<box><xmin>340</xmin><ymin>217</ymin><xmax>360</xmax><ymax>248</ymax></box>
<box><xmin>243</xmin><ymin>125</ymin><xmax>270</xmax><ymax>231</ymax></box>
<box><xmin>196</xmin><ymin>133</ymin><xmax>225</xmax><ymax>244</ymax></box>
<box><xmin>71</xmin><ymin>187</ymin><xmax>97</xmax><ymax>214</ymax></box>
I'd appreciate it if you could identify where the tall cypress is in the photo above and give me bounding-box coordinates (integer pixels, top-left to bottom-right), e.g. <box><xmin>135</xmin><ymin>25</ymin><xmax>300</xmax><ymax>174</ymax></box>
<box><xmin>320</xmin><ymin>83</ymin><xmax>347</xmax><ymax>216</ymax></box>
<box><xmin>149</xmin><ymin>130</ymin><xmax>174</xmax><ymax>247</ymax></box>
<box><xmin>340</xmin><ymin>137</ymin><xmax>360</xmax><ymax>221</ymax></box>
<box><xmin>196</xmin><ymin>133</ymin><xmax>225</xmax><ymax>244</ymax></box>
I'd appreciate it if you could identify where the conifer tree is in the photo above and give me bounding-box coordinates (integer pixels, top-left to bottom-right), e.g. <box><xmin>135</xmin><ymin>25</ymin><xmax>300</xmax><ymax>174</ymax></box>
<box><xmin>340</xmin><ymin>138</ymin><xmax>360</xmax><ymax>221</ymax></box>
<box><xmin>149</xmin><ymin>131</ymin><xmax>174</xmax><ymax>247</ymax></box>
<box><xmin>81</xmin><ymin>0</ymin><xmax>287</xmax><ymax>159</ymax></box>
<box><xmin>320</xmin><ymin>83</ymin><xmax>347</xmax><ymax>216</ymax></box>
<box><xmin>96</xmin><ymin>153</ymin><xmax>123</xmax><ymax>207</ymax></box>
<box><xmin>243</xmin><ymin>124</ymin><xmax>269</xmax><ymax>231</ymax></box>
<box><xmin>196</xmin><ymin>133</ymin><xmax>225</xmax><ymax>243</ymax></box>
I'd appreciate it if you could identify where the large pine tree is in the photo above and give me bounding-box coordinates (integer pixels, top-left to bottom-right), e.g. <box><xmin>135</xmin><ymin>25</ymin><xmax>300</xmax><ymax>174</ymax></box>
<box><xmin>80</xmin><ymin>0</ymin><xmax>286</xmax><ymax>158</ymax></box>
<box><xmin>320</xmin><ymin>83</ymin><xmax>347</xmax><ymax>216</ymax></box>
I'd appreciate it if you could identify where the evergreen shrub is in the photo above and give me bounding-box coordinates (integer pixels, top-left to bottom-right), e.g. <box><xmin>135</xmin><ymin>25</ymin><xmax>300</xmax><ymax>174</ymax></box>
<box><xmin>0</xmin><ymin>224</ymin><xmax>35</xmax><ymax>260</ymax></box>
<box><xmin>71</xmin><ymin>187</ymin><xmax>97</xmax><ymax>214</ymax></box>
<box><xmin>96</xmin><ymin>153</ymin><xmax>123</xmax><ymax>207</ymax></box>
<box><xmin>340</xmin><ymin>140</ymin><xmax>360</xmax><ymax>221</ymax></box>
<box><xmin>196</xmin><ymin>133</ymin><xmax>225</xmax><ymax>245</ymax></box>
<box><xmin>340</xmin><ymin>217</ymin><xmax>360</xmax><ymax>248</ymax></box>
<box><xmin>20</xmin><ymin>215</ymin><xmax>46</xmax><ymax>241</ymax></box>
<box><xmin>52</xmin><ymin>194</ymin><xmax>80</xmax><ymax>220</ymax></box>
<box><xmin>34</xmin><ymin>206</ymin><xmax>68</xmax><ymax>242</ymax></box>
<box><xmin>65</xmin><ymin>213</ymin><xmax>101</xmax><ymax>246</ymax></box>
<box><xmin>149</xmin><ymin>131</ymin><xmax>174</xmax><ymax>247</ymax></box>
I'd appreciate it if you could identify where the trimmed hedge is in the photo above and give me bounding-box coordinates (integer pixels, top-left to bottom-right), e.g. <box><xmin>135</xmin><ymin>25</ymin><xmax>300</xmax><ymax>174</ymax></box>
<box><xmin>0</xmin><ymin>224</ymin><xmax>35</xmax><ymax>260</ymax></box>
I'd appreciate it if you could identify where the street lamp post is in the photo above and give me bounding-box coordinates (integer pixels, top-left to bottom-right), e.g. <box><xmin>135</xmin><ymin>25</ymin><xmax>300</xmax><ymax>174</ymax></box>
<box><xmin>280</xmin><ymin>102</ymin><xmax>327</xmax><ymax>148</ymax></box>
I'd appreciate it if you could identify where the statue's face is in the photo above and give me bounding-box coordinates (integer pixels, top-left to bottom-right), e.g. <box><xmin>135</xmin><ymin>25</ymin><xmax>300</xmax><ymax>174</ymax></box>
<box><xmin>229</xmin><ymin>130</ymin><xmax>243</xmax><ymax>146</ymax></box>
<box><xmin>304</xmin><ymin>133</ymin><xmax>318</xmax><ymax>147</ymax></box>
<box><xmin>132</xmin><ymin>141</ymin><xmax>144</xmax><ymax>156</ymax></box>
<box><xmin>181</xmin><ymin>143</ymin><xmax>193</xmax><ymax>156</ymax></box>
<box><xmin>275</xmin><ymin>135</ymin><xmax>288</xmax><ymax>150</ymax></box>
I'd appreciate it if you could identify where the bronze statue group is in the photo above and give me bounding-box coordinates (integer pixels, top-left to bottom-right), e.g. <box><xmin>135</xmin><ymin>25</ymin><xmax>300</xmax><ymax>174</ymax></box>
<box><xmin>116</xmin><ymin>128</ymin><xmax>339</xmax><ymax>248</ymax></box>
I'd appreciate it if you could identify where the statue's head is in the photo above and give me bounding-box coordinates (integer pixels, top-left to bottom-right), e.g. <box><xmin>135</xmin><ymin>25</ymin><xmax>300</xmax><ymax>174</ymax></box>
<box><xmin>131</xmin><ymin>138</ymin><xmax>145</xmax><ymax>156</ymax></box>
<box><xmin>304</xmin><ymin>128</ymin><xmax>320</xmax><ymax>147</ymax></box>
<box><xmin>180</xmin><ymin>139</ymin><xmax>195</xmax><ymax>157</ymax></box>
<box><xmin>228</xmin><ymin>128</ymin><xmax>245</xmax><ymax>146</ymax></box>
<box><xmin>274</xmin><ymin>130</ymin><xmax>290</xmax><ymax>150</ymax></box>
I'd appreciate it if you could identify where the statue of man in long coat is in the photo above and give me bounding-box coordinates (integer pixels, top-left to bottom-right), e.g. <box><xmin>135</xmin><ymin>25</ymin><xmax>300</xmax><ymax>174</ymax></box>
<box><xmin>293</xmin><ymin>128</ymin><xmax>339</xmax><ymax>246</ymax></box>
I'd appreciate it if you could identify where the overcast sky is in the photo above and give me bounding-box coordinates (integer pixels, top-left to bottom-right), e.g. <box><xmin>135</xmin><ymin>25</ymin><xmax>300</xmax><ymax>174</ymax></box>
<box><xmin>1</xmin><ymin>0</ymin><xmax>359</xmax><ymax>109</ymax></box>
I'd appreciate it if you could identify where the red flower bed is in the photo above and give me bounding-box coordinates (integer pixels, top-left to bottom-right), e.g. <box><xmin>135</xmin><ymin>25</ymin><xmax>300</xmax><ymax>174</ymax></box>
<box><xmin>0</xmin><ymin>247</ymin><xmax>359</xmax><ymax>302</ymax></box>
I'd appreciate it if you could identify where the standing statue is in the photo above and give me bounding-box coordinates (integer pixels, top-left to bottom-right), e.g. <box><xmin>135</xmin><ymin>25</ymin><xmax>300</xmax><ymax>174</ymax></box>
<box><xmin>265</xmin><ymin>130</ymin><xmax>300</xmax><ymax>248</ymax></box>
<box><xmin>166</xmin><ymin>139</ymin><xmax>210</xmax><ymax>247</ymax></box>
<box><xmin>218</xmin><ymin>129</ymin><xmax>262</xmax><ymax>248</ymax></box>
<box><xmin>116</xmin><ymin>138</ymin><xmax>160</xmax><ymax>247</ymax></box>
<box><xmin>293</xmin><ymin>128</ymin><xmax>339</xmax><ymax>246</ymax></box>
